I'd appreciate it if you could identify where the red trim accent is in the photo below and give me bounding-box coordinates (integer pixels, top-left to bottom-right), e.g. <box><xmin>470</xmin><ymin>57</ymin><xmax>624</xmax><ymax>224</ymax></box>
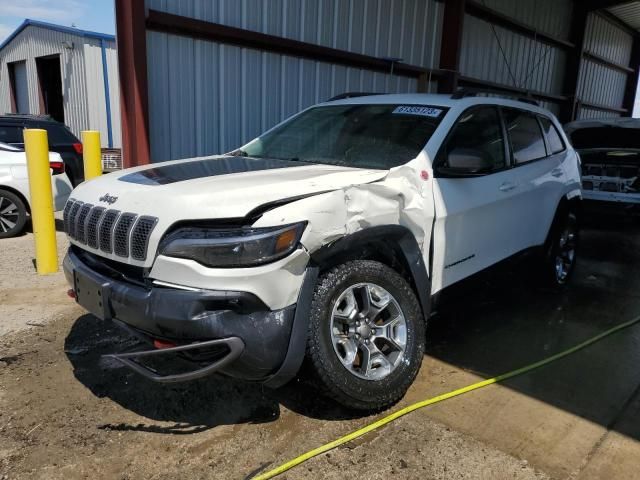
<box><xmin>115</xmin><ymin>0</ymin><xmax>150</xmax><ymax>168</ymax></box>
<box><xmin>153</xmin><ymin>339</ymin><xmax>177</xmax><ymax>350</ymax></box>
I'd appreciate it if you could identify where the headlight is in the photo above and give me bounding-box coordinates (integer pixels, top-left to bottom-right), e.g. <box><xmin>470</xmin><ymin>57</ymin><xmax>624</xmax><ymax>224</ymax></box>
<box><xmin>160</xmin><ymin>222</ymin><xmax>306</xmax><ymax>268</ymax></box>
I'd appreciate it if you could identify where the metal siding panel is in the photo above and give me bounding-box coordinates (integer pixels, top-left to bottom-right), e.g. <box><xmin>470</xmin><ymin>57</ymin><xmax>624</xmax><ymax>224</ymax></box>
<box><xmin>0</xmin><ymin>25</ymin><xmax>100</xmax><ymax>140</ymax></box>
<box><xmin>144</xmin><ymin>0</ymin><xmax>442</xmax><ymax>161</ymax></box>
<box><xmin>83</xmin><ymin>41</ymin><xmax>108</xmax><ymax>146</ymax></box>
<box><xmin>459</xmin><ymin>13</ymin><xmax>568</xmax><ymax>96</ymax></box>
<box><xmin>148</xmin><ymin>0</ymin><xmax>441</xmax><ymax>68</ymax></box>
<box><xmin>147</xmin><ymin>34</ymin><xmax>425</xmax><ymax>161</ymax></box>
<box><xmin>584</xmin><ymin>13</ymin><xmax>633</xmax><ymax>66</ymax></box>
<box><xmin>105</xmin><ymin>42</ymin><xmax>122</xmax><ymax>148</ymax></box>
<box><xmin>481</xmin><ymin>0</ymin><xmax>573</xmax><ymax>40</ymax></box>
<box><xmin>577</xmin><ymin>12</ymin><xmax>633</xmax><ymax>113</ymax></box>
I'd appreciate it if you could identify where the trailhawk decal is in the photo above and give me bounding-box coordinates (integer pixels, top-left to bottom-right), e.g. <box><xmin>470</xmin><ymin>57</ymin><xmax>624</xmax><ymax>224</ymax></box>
<box><xmin>118</xmin><ymin>156</ymin><xmax>304</xmax><ymax>185</ymax></box>
<box><xmin>444</xmin><ymin>254</ymin><xmax>476</xmax><ymax>269</ymax></box>
<box><xmin>393</xmin><ymin>106</ymin><xmax>443</xmax><ymax>118</ymax></box>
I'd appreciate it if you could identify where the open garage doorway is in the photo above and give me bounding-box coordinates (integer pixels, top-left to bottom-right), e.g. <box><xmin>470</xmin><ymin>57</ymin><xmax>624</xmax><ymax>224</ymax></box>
<box><xmin>35</xmin><ymin>55</ymin><xmax>64</xmax><ymax>123</ymax></box>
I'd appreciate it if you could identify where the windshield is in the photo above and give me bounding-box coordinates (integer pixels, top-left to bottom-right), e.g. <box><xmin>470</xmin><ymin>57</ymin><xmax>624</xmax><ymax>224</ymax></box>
<box><xmin>240</xmin><ymin>104</ymin><xmax>446</xmax><ymax>170</ymax></box>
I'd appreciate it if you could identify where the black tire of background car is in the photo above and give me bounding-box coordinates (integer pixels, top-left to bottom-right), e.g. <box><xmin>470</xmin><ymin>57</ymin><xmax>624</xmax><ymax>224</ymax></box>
<box><xmin>0</xmin><ymin>189</ymin><xmax>28</xmax><ymax>239</ymax></box>
<box><xmin>542</xmin><ymin>211</ymin><xmax>579</xmax><ymax>288</ymax></box>
<box><xmin>305</xmin><ymin>260</ymin><xmax>425</xmax><ymax>411</ymax></box>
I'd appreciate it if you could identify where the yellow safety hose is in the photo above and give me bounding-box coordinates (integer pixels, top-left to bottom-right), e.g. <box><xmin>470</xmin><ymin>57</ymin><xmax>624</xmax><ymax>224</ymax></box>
<box><xmin>251</xmin><ymin>315</ymin><xmax>640</xmax><ymax>479</ymax></box>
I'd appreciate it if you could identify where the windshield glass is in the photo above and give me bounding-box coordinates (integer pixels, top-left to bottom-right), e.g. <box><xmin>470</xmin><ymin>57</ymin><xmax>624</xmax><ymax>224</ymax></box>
<box><xmin>240</xmin><ymin>104</ymin><xmax>447</xmax><ymax>170</ymax></box>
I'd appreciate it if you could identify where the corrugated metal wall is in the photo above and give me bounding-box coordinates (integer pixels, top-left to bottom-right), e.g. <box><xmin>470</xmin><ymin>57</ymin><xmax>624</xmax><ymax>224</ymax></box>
<box><xmin>142</xmin><ymin>0</ymin><xmax>638</xmax><ymax>162</ymax></box>
<box><xmin>576</xmin><ymin>13</ymin><xmax>633</xmax><ymax>118</ymax></box>
<box><xmin>459</xmin><ymin>0</ymin><xmax>572</xmax><ymax>116</ymax></box>
<box><xmin>0</xmin><ymin>25</ymin><xmax>121</xmax><ymax>147</ymax></box>
<box><xmin>145</xmin><ymin>0</ymin><xmax>443</xmax><ymax>162</ymax></box>
<box><xmin>83</xmin><ymin>39</ymin><xmax>122</xmax><ymax>148</ymax></box>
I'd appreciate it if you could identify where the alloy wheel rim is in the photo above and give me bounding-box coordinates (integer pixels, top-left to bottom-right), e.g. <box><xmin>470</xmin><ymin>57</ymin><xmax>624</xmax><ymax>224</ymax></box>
<box><xmin>330</xmin><ymin>282</ymin><xmax>407</xmax><ymax>381</ymax></box>
<box><xmin>0</xmin><ymin>196</ymin><xmax>19</xmax><ymax>233</ymax></box>
<box><xmin>555</xmin><ymin>224</ymin><xmax>576</xmax><ymax>283</ymax></box>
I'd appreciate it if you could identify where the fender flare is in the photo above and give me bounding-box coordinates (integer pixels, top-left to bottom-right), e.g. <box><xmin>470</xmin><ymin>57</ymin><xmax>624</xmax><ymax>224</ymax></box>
<box><xmin>310</xmin><ymin>225</ymin><xmax>432</xmax><ymax>321</ymax></box>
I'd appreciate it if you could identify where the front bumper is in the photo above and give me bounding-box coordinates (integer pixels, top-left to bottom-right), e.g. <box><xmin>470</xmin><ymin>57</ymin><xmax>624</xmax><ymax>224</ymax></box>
<box><xmin>63</xmin><ymin>248</ymin><xmax>314</xmax><ymax>385</ymax></box>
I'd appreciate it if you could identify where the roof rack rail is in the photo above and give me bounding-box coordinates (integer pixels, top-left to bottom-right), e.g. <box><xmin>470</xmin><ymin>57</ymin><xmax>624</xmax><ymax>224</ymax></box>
<box><xmin>451</xmin><ymin>88</ymin><xmax>540</xmax><ymax>106</ymax></box>
<box><xmin>327</xmin><ymin>92</ymin><xmax>382</xmax><ymax>102</ymax></box>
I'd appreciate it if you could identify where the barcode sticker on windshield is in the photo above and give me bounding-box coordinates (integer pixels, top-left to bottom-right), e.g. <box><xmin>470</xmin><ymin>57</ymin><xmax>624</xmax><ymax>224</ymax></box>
<box><xmin>393</xmin><ymin>106</ymin><xmax>443</xmax><ymax>117</ymax></box>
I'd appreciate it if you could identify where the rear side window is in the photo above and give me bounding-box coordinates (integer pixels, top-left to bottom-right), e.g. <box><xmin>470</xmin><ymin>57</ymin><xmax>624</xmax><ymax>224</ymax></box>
<box><xmin>539</xmin><ymin>116</ymin><xmax>565</xmax><ymax>155</ymax></box>
<box><xmin>503</xmin><ymin>109</ymin><xmax>546</xmax><ymax>164</ymax></box>
<box><xmin>44</xmin><ymin>124</ymin><xmax>79</xmax><ymax>144</ymax></box>
<box><xmin>0</xmin><ymin>125</ymin><xmax>24</xmax><ymax>144</ymax></box>
<box><xmin>439</xmin><ymin>106</ymin><xmax>506</xmax><ymax>172</ymax></box>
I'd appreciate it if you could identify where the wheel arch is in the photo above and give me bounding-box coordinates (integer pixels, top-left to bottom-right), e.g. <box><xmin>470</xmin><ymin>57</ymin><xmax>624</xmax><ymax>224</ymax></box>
<box><xmin>0</xmin><ymin>185</ymin><xmax>30</xmax><ymax>214</ymax></box>
<box><xmin>544</xmin><ymin>194</ymin><xmax>582</xmax><ymax>250</ymax></box>
<box><xmin>309</xmin><ymin>225</ymin><xmax>431</xmax><ymax>322</ymax></box>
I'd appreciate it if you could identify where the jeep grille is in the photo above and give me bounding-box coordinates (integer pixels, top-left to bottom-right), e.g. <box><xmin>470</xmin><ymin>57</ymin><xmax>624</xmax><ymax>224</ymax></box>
<box><xmin>63</xmin><ymin>199</ymin><xmax>158</xmax><ymax>261</ymax></box>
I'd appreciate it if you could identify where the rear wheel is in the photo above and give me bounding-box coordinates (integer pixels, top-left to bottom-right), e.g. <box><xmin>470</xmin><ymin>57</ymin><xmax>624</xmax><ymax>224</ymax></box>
<box><xmin>0</xmin><ymin>189</ymin><xmax>28</xmax><ymax>238</ymax></box>
<box><xmin>305</xmin><ymin>260</ymin><xmax>425</xmax><ymax>411</ymax></box>
<box><xmin>542</xmin><ymin>211</ymin><xmax>578</xmax><ymax>287</ymax></box>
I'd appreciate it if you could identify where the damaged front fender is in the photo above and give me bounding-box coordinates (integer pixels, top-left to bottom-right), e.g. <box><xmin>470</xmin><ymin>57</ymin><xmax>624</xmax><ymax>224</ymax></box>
<box><xmin>252</xmin><ymin>162</ymin><xmax>435</xmax><ymax>314</ymax></box>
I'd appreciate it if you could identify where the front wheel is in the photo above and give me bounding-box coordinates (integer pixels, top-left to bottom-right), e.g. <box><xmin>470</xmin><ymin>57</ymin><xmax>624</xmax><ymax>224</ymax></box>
<box><xmin>305</xmin><ymin>260</ymin><xmax>425</xmax><ymax>411</ymax></box>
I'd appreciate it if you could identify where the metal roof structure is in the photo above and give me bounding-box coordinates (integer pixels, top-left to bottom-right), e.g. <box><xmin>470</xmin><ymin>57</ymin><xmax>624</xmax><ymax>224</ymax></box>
<box><xmin>0</xmin><ymin>19</ymin><xmax>115</xmax><ymax>53</ymax></box>
<box><xmin>609</xmin><ymin>2</ymin><xmax>640</xmax><ymax>31</ymax></box>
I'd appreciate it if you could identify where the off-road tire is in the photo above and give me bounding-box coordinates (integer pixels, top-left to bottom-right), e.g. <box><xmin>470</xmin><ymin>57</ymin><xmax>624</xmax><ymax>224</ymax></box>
<box><xmin>305</xmin><ymin>260</ymin><xmax>425</xmax><ymax>411</ymax></box>
<box><xmin>541</xmin><ymin>211</ymin><xmax>578</xmax><ymax>288</ymax></box>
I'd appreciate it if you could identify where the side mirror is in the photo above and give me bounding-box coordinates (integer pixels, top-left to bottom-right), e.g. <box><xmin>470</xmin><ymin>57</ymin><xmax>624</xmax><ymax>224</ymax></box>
<box><xmin>438</xmin><ymin>148</ymin><xmax>494</xmax><ymax>176</ymax></box>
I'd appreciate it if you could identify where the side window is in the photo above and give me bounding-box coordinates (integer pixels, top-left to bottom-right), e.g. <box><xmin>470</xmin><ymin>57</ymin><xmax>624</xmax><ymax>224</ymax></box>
<box><xmin>538</xmin><ymin>116</ymin><xmax>565</xmax><ymax>155</ymax></box>
<box><xmin>0</xmin><ymin>125</ymin><xmax>25</xmax><ymax>144</ymax></box>
<box><xmin>502</xmin><ymin>108</ymin><xmax>546</xmax><ymax>164</ymax></box>
<box><xmin>439</xmin><ymin>106</ymin><xmax>506</xmax><ymax>173</ymax></box>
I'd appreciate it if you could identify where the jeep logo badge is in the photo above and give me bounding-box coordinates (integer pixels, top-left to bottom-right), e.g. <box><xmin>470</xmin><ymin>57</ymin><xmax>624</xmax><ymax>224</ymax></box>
<box><xmin>99</xmin><ymin>194</ymin><xmax>118</xmax><ymax>205</ymax></box>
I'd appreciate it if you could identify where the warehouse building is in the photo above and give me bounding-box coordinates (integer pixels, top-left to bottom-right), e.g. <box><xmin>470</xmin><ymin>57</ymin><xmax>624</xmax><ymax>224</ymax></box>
<box><xmin>0</xmin><ymin>19</ymin><xmax>121</xmax><ymax>149</ymax></box>
<box><xmin>114</xmin><ymin>0</ymin><xmax>640</xmax><ymax>167</ymax></box>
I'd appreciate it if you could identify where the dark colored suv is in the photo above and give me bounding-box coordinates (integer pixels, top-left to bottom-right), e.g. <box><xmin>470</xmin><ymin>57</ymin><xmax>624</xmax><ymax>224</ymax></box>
<box><xmin>0</xmin><ymin>114</ymin><xmax>84</xmax><ymax>186</ymax></box>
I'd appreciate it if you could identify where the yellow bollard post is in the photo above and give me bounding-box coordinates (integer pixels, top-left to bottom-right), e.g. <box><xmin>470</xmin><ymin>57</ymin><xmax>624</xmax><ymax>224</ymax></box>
<box><xmin>81</xmin><ymin>130</ymin><xmax>102</xmax><ymax>181</ymax></box>
<box><xmin>24</xmin><ymin>129</ymin><xmax>58</xmax><ymax>274</ymax></box>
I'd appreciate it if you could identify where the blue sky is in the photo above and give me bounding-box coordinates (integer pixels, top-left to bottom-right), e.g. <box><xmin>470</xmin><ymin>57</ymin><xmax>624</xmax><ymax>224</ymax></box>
<box><xmin>0</xmin><ymin>0</ymin><xmax>115</xmax><ymax>44</ymax></box>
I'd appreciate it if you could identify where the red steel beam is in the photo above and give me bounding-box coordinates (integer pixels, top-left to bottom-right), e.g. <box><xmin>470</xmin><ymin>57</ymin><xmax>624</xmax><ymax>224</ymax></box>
<box><xmin>115</xmin><ymin>0</ymin><xmax>150</xmax><ymax>168</ymax></box>
<box><xmin>438</xmin><ymin>0</ymin><xmax>466</xmax><ymax>93</ymax></box>
<box><xmin>146</xmin><ymin>9</ymin><xmax>441</xmax><ymax>80</ymax></box>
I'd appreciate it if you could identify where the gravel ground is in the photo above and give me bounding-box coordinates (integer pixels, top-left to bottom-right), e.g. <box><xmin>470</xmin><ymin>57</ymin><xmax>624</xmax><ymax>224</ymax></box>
<box><xmin>0</xmin><ymin>214</ymin><xmax>69</xmax><ymax>337</ymax></box>
<box><xmin>0</xmin><ymin>220</ymin><xmax>549</xmax><ymax>479</ymax></box>
<box><xmin>2</xmin><ymin>216</ymin><xmax>639</xmax><ymax>479</ymax></box>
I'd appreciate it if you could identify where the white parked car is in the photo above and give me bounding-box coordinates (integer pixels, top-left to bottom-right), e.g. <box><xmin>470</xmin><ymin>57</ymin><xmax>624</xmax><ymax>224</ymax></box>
<box><xmin>0</xmin><ymin>142</ymin><xmax>73</xmax><ymax>238</ymax></box>
<box><xmin>62</xmin><ymin>93</ymin><xmax>582</xmax><ymax>410</ymax></box>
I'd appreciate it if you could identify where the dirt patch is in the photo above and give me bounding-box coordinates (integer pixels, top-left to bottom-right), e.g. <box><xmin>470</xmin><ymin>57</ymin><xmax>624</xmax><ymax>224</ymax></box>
<box><xmin>0</xmin><ymin>308</ymin><xmax>550</xmax><ymax>480</ymax></box>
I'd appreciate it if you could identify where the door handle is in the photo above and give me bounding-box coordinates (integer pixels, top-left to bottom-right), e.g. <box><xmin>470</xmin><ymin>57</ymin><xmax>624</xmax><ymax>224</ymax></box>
<box><xmin>551</xmin><ymin>167</ymin><xmax>563</xmax><ymax>178</ymax></box>
<box><xmin>499</xmin><ymin>182</ymin><xmax>517</xmax><ymax>192</ymax></box>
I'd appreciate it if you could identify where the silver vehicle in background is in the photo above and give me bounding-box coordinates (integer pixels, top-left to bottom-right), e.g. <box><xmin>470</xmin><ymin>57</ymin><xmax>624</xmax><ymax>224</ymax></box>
<box><xmin>565</xmin><ymin>118</ymin><xmax>640</xmax><ymax>208</ymax></box>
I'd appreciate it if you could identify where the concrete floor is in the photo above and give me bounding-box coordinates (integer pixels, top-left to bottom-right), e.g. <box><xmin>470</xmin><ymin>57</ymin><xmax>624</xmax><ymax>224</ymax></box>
<box><xmin>1</xmin><ymin>213</ymin><xmax>640</xmax><ymax>479</ymax></box>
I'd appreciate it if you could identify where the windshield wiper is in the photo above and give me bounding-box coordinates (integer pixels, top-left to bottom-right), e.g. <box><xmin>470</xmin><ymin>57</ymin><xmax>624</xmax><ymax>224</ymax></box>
<box><xmin>228</xmin><ymin>149</ymin><xmax>249</xmax><ymax>157</ymax></box>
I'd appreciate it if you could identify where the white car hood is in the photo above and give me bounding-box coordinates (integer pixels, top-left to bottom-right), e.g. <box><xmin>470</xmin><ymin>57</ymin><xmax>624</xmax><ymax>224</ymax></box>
<box><xmin>67</xmin><ymin>155</ymin><xmax>388</xmax><ymax>266</ymax></box>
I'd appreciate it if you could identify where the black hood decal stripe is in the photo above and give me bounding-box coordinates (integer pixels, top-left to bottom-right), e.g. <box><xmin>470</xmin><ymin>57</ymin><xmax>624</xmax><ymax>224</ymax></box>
<box><xmin>118</xmin><ymin>156</ymin><xmax>304</xmax><ymax>185</ymax></box>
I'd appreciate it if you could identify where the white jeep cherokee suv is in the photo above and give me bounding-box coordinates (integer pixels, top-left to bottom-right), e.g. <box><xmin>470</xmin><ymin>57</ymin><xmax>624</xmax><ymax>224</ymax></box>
<box><xmin>63</xmin><ymin>93</ymin><xmax>581</xmax><ymax>410</ymax></box>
